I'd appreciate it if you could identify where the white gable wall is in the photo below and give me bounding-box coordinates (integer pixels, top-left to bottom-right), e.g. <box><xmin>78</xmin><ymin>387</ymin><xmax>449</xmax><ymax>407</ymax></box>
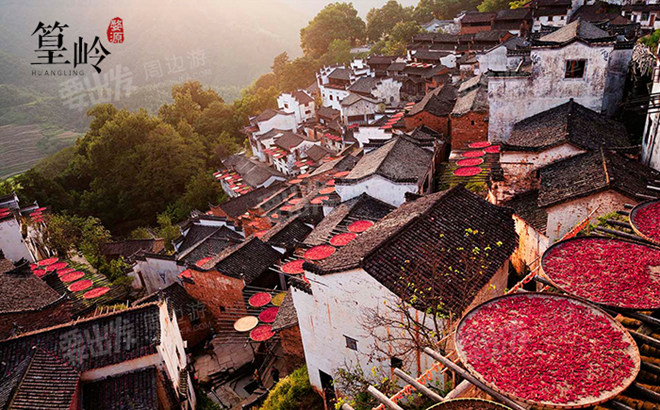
<box><xmin>335</xmin><ymin>175</ymin><xmax>418</xmax><ymax>206</ymax></box>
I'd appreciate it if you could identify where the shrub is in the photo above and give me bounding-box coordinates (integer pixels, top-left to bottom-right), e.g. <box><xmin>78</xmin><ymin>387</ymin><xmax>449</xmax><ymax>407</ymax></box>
<box><xmin>261</xmin><ymin>366</ymin><xmax>323</xmax><ymax>410</ymax></box>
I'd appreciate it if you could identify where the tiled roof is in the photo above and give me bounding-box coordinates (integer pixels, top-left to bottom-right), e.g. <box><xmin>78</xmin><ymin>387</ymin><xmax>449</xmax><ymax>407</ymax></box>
<box><xmin>538</xmin><ymin>149</ymin><xmax>660</xmax><ymax>207</ymax></box>
<box><xmin>569</xmin><ymin>1</ymin><xmax>622</xmax><ymax>23</ymax></box>
<box><xmin>414</xmin><ymin>50</ymin><xmax>452</xmax><ymax>60</ymax></box>
<box><xmin>212</xmin><ymin>182</ymin><xmax>285</xmax><ymax>219</ymax></box>
<box><xmin>9</xmin><ymin>348</ymin><xmax>79</xmax><ymax>410</ymax></box>
<box><xmin>261</xmin><ymin>216</ymin><xmax>313</xmax><ymax>248</ymax></box>
<box><xmin>0</xmin><ymin>260</ymin><xmax>61</xmax><ymax>314</ymax></box>
<box><xmin>0</xmin><ymin>304</ymin><xmax>162</xmax><ymax>374</ymax></box>
<box><xmin>304</xmin><ymin>194</ymin><xmax>395</xmax><ymax>246</ymax></box>
<box><xmin>309</xmin><ymin>154</ymin><xmax>360</xmax><ymax>177</ymax></box>
<box><xmin>452</xmin><ymin>86</ymin><xmax>488</xmax><ymax>115</ymax></box>
<box><xmin>178</xmin><ymin>228</ymin><xmax>244</xmax><ymax>266</ymax></box>
<box><xmin>305</xmin><ymin>144</ymin><xmax>331</xmax><ymax>162</ymax></box>
<box><xmin>461</xmin><ymin>11</ymin><xmax>496</xmax><ymax>23</ymax></box>
<box><xmin>101</xmin><ymin>239</ymin><xmax>165</xmax><ymax>260</ymax></box>
<box><xmin>82</xmin><ymin>367</ymin><xmax>159</xmax><ymax>410</ymax></box>
<box><xmin>274</xmin><ymin>131</ymin><xmax>308</xmax><ymax>151</ymax></box>
<box><xmin>404</xmin><ymin>125</ymin><xmax>441</xmax><ymax>148</ymax></box>
<box><xmin>495</xmin><ymin>8</ymin><xmax>532</xmax><ymax>20</ymax></box>
<box><xmin>328</xmin><ymin>68</ymin><xmax>351</xmax><ymax>81</ymax></box>
<box><xmin>538</xmin><ymin>18</ymin><xmax>612</xmax><ymax>43</ymax></box>
<box><xmin>317</xmin><ymin>106</ymin><xmax>340</xmax><ymax>120</ymax></box>
<box><xmin>367</xmin><ymin>55</ymin><xmax>397</xmax><ymax>65</ymax></box>
<box><xmin>178</xmin><ymin>224</ymin><xmax>242</xmax><ymax>256</ymax></box>
<box><xmin>135</xmin><ymin>282</ymin><xmax>204</xmax><ymax>321</ymax></box>
<box><xmin>223</xmin><ymin>155</ymin><xmax>286</xmax><ymax>187</ymax></box>
<box><xmin>0</xmin><ymin>354</ymin><xmax>31</xmax><ymax>409</ymax></box>
<box><xmin>199</xmin><ymin>237</ymin><xmax>281</xmax><ymax>284</ymax></box>
<box><xmin>408</xmin><ymin>84</ymin><xmax>457</xmax><ymax>117</ymax></box>
<box><xmin>342</xmin><ymin>137</ymin><xmax>433</xmax><ymax>183</ymax></box>
<box><xmin>386</xmin><ymin>62</ymin><xmax>407</xmax><ymax>72</ymax></box>
<box><xmin>504</xmin><ymin>100</ymin><xmax>630</xmax><ymax>152</ymax></box>
<box><xmin>255</xmin><ymin>109</ymin><xmax>291</xmax><ymax>123</ymax></box>
<box><xmin>271</xmin><ymin>290</ymin><xmax>298</xmax><ymax>331</ymax></box>
<box><xmin>307</xmin><ymin>186</ymin><xmax>517</xmax><ymax>315</ymax></box>
<box><xmin>502</xmin><ymin>190</ymin><xmax>548</xmax><ymax>234</ymax></box>
<box><xmin>341</xmin><ymin>93</ymin><xmax>379</xmax><ymax>107</ymax></box>
<box><xmin>292</xmin><ymin>90</ymin><xmax>314</xmax><ymax>105</ymax></box>
<box><xmin>348</xmin><ymin>77</ymin><xmax>380</xmax><ymax>94</ymax></box>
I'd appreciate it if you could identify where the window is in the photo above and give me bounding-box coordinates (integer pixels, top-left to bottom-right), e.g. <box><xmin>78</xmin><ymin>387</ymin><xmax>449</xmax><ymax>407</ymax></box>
<box><xmin>284</xmin><ymin>103</ymin><xmax>289</xmax><ymax>109</ymax></box>
<box><xmin>643</xmin><ymin>12</ymin><xmax>650</xmax><ymax>21</ymax></box>
<box><xmin>330</xmin><ymin>95</ymin><xmax>334</xmax><ymax>101</ymax></box>
<box><xmin>344</xmin><ymin>335</ymin><xmax>358</xmax><ymax>350</ymax></box>
<box><xmin>564</xmin><ymin>60</ymin><xmax>586</xmax><ymax>79</ymax></box>
<box><xmin>391</xmin><ymin>357</ymin><xmax>403</xmax><ymax>369</ymax></box>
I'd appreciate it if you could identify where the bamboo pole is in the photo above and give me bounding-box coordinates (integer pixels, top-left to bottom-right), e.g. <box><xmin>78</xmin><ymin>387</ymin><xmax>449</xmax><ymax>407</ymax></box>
<box><xmin>423</xmin><ymin>348</ymin><xmax>527</xmax><ymax>410</ymax></box>
<box><xmin>393</xmin><ymin>368</ymin><xmax>444</xmax><ymax>403</ymax></box>
<box><xmin>366</xmin><ymin>386</ymin><xmax>405</xmax><ymax>410</ymax></box>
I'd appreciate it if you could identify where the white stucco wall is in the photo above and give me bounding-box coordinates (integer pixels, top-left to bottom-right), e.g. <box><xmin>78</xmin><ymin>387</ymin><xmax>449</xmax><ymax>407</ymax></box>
<box><xmin>257</xmin><ymin>113</ymin><xmax>297</xmax><ymax>134</ymax></box>
<box><xmin>488</xmin><ymin>41</ymin><xmax>628</xmax><ymax>141</ymax></box>
<box><xmin>545</xmin><ymin>190</ymin><xmax>635</xmax><ymax>242</ymax></box>
<box><xmin>292</xmin><ymin>261</ymin><xmax>510</xmax><ymax>394</ymax></box>
<box><xmin>291</xmin><ymin>268</ymin><xmax>444</xmax><ymax>393</ymax></box>
<box><xmin>642</xmin><ymin>64</ymin><xmax>660</xmax><ymax>171</ymax></box>
<box><xmin>0</xmin><ymin>218</ymin><xmax>33</xmax><ymax>263</ymax></box>
<box><xmin>341</xmin><ymin>99</ymin><xmax>380</xmax><ymax>125</ymax></box>
<box><xmin>278</xmin><ymin>93</ymin><xmax>316</xmax><ymax>125</ymax></box>
<box><xmin>353</xmin><ymin>127</ymin><xmax>393</xmax><ymax>148</ymax></box>
<box><xmin>372</xmin><ymin>78</ymin><xmax>402</xmax><ymax>105</ymax></box>
<box><xmin>335</xmin><ymin>175</ymin><xmax>418</xmax><ymax>206</ymax></box>
<box><xmin>321</xmin><ymin>87</ymin><xmax>350</xmax><ymax>110</ymax></box>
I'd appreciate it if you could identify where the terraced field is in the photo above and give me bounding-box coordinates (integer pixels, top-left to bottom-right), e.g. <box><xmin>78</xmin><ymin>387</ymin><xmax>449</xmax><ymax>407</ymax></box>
<box><xmin>0</xmin><ymin>124</ymin><xmax>78</xmax><ymax>178</ymax></box>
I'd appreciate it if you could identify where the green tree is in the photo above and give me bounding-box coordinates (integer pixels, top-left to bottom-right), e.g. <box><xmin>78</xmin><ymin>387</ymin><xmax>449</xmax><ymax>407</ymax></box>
<box><xmin>323</xmin><ymin>39</ymin><xmax>354</xmax><ymax>65</ymax></box>
<box><xmin>385</xmin><ymin>21</ymin><xmax>422</xmax><ymax>56</ymax></box>
<box><xmin>169</xmin><ymin>170</ymin><xmax>227</xmax><ymax>222</ymax></box>
<box><xmin>156</xmin><ymin>212</ymin><xmax>181</xmax><ymax>252</ymax></box>
<box><xmin>43</xmin><ymin>213</ymin><xmax>110</xmax><ymax>263</ymax></box>
<box><xmin>412</xmin><ymin>0</ymin><xmax>439</xmax><ymax>23</ymax></box>
<box><xmin>366</xmin><ymin>0</ymin><xmax>413</xmax><ymax>42</ymax></box>
<box><xmin>478</xmin><ymin>0</ymin><xmax>512</xmax><ymax>12</ymax></box>
<box><xmin>300</xmin><ymin>2</ymin><xmax>366</xmax><ymax>58</ymax></box>
<box><xmin>261</xmin><ymin>367</ymin><xmax>324</xmax><ymax>410</ymax></box>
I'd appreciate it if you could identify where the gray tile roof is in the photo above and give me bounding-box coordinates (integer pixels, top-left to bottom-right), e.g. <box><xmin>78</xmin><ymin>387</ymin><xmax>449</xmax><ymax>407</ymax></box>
<box><xmin>342</xmin><ymin>137</ymin><xmax>433</xmax><ymax>183</ymax></box>
<box><xmin>538</xmin><ymin>149</ymin><xmax>660</xmax><ymax>207</ymax></box>
<box><xmin>271</xmin><ymin>290</ymin><xmax>298</xmax><ymax>331</ymax></box>
<box><xmin>538</xmin><ymin>18</ymin><xmax>612</xmax><ymax>43</ymax></box>
<box><xmin>306</xmin><ymin>186</ymin><xmax>517</xmax><ymax>315</ymax></box>
<box><xmin>504</xmin><ymin>100</ymin><xmax>630</xmax><ymax>152</ymax></box>
<box><xmin>222</xmin><ymin>155</ymin><xmax>285</xmax><ymax>187</ymax></box>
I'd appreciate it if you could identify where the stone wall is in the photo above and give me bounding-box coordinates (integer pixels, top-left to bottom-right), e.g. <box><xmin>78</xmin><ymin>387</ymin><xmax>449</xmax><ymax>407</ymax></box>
<box><xmin>450</xmin><ymin>111</ymin><xmax>489</xmax><ymax>149</ymax></box>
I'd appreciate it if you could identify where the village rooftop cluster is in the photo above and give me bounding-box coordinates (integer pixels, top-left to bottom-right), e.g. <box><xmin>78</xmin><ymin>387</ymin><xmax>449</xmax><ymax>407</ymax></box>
<box><xmin>3</xmin><ymin>0</ymin><xmax>660</xmax><ymax>409</ymax></box>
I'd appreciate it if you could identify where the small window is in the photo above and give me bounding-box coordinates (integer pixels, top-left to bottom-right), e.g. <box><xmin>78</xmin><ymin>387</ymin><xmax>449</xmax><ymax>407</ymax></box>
<box><xmin>284</xmin><ymin>103</ymin><xmax>289</xmax><ymax>109</ymax></box>
<box><xmin>345</xmin><ymin>335</ymin><xmax>358</xmax><ymax>351</ymax></box>
<box><xmin>564</xmin><ymin>60</ymin><xmax>586</xmax><ymax>79</ymax></box>
<box><xmin>330</xmin><ymin>95</ymin><xmax>334</xmax><ymax>101</ymax></box>
<box><xmin>391</xmin><ymin>357</ymin><xmax>403</xmax><ymax>369</ymax></box>
<box><xmin>643</xmin><ymin>12</ymin><xmax>650</xmax><ymax>21</ymax></box>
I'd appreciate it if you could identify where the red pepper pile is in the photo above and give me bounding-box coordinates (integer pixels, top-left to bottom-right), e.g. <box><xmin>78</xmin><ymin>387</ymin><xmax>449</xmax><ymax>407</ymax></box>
<box><xmin>456</xmin><ymin>158</ymin><xmax>484</xmax><ymax>167</ymax></box>
<box><xmin>249</xmin><ymin>292</ymin><xmax>272</xmax><ymax>307</ymax></box>
<box><xmin>453</xmin><ymin>166</ymin><xmax>482</xmax><ymax>177</ymax></box>
<box><xmin>543</xmin><ymin>238</ymin><xmax>660</xmax><ymax>308</ymax></box>
<box><xmin>250</xmin><ymin>325</ymin><xmax>275</xmax><ymax>341</ymax></box>
<box><xmin>281</xmin><ymin>259</ymin><xmax>305</xmax><ymax>274</ymax></box>
<box><xmin>304</xmin><ymin>245</ymin><xmax>336</xmax><ymax>260</ymax></box>
<box><xmin>83</xmin><ymin>287</ymin><xmax>110</xmax><ymax>299</ymax></box>
<box><xmin>458</xmin><ymin>294</ymin><xmax>637</xmax><ymax>406</ymax></box>
<box><xmin>68</xmin><ymin>279</ymin><xmax>93</xmax><ymax>292</ymax></box>
<box><xmin>330</xmin><ymin>232</ymin><xmax>357</xmax><ymax>246</ymax></box>
<box><xmin>258</xmin><ymin>307</ymin><xmax>279</xmax><ymax>323</ymax></box>
<box><xmin>632</xmin><ymin>201</ymin><xmax>660</xmax><ymax>242</ymax></box>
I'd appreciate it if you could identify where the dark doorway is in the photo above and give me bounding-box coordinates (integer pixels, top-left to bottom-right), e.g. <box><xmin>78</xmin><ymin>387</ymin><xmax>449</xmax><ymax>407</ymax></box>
<box><xmin>319</xmin><ymin>370</ymin><xmax>336</xmax><ymax>409</ymax></box>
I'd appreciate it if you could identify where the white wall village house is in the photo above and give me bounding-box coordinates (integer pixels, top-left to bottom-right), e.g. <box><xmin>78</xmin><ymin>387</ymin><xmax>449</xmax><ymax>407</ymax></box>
<box><xmin>0</xmin><ymin>193</ymin><xmax>53</xmax><ymax>263</ymax></box>
<box><xmin>347</xmin><ymin>76</ymin><xmax>402</xmax><ymax>106</ymax></box>
<box><xmin>500</xmin><ymin>150</ymin><xmax>659</xmax><ymax>273</ymax></box>
<box><xmin>477</xmin><ymin>36</ymin><xmax>529</xmax><ymax>73</ymax></box>
<box><xmin>317</xmin><ymin>60</ymin><xmax>375</xmax><ymax>110</ymax></box>
<box><xmin>529</xmin><ymin>0</ymin><xmax>572</xmax><ymax>31</ymax></box>
<box><xmin>487</xmin><ymin>19</ymin><xmax>633</xmax><ymax>142</ymax></box>
<box><xmin>0</xmin><ymin>302</ymin><xmax>195</xmax><ymax>409</ymax></box>
<box><xmin>271</xmin><ymin>131</ymin><xmax>321</xmax><ymax>175</ymax></box>
<box><xmin>622</xmin><ymin>2</ymin><xmax>660</xmax><ymax>32</ymax></box>
<box><xmin>340</xmin><ymin>93</ymin><xmax>381</xmax><ymax>126</ymax></box>
<box><xmin>290</xmin><ymin>186</ymin><xmax>517</xmax><ymax>399</ymax></box>
<box><xmin>642</xmin><ymin>46</ymin><xmax>660</xmax><ymax>171</ymax></box>
<box><xmin>221</xmin><ymin>154</ymin><xmax>286</xmax><ymax>196</ymax></box>
<box><xmin>490</xmin><ymin>99</ymin><xmax>632</xmax><ymax>203</ymax></box>
<box><xmin>334</xmin><ymin>137</ymin><xmax>433</xmax><ymax>206</ymax></box>
<box><xmin>277</xmin><ymin>90</ymin><xmax>316</xmax><ymax>125</ymax></box>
